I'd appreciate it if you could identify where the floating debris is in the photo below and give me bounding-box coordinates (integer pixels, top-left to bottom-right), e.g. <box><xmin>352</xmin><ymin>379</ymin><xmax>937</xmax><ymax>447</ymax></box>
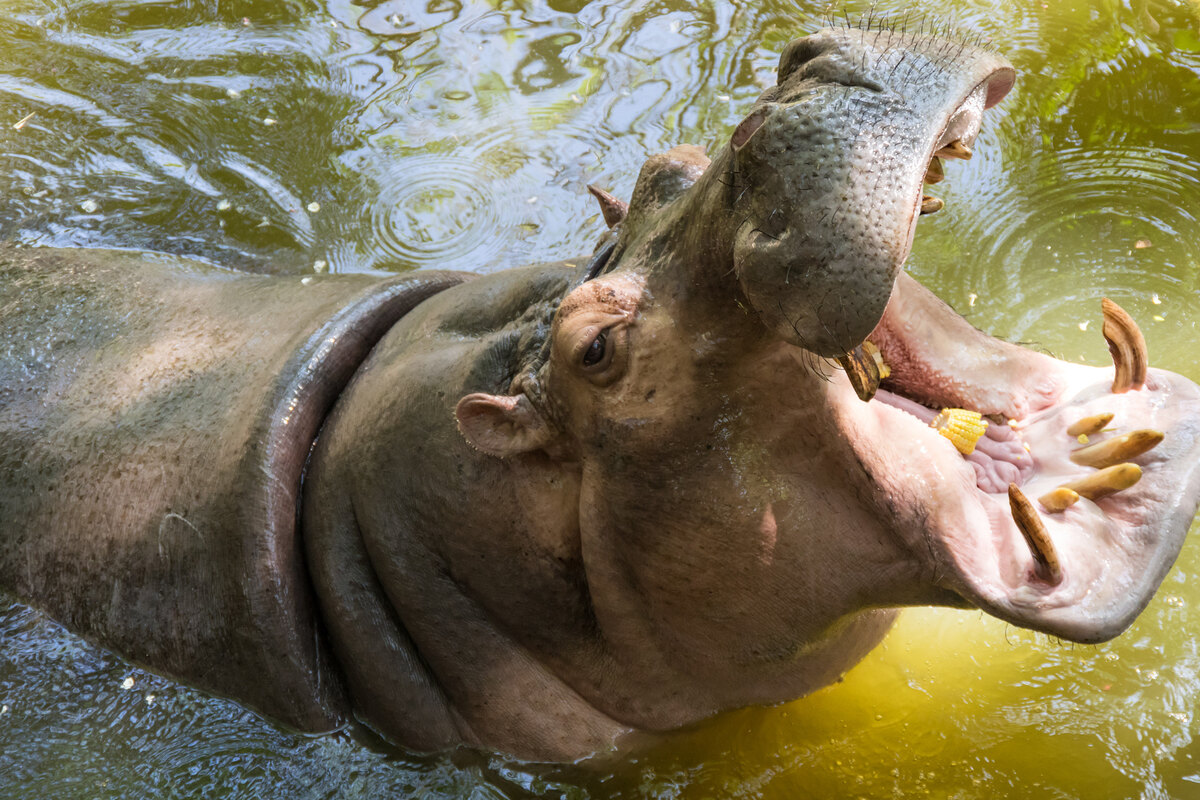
<box><xmin>1135</xmin><ymin>239</ymin><xmax>1152</xmax><ymax>249</ymax></box>
<box><xmin>13</xmin><ymin>111</ymin><xmax>36</xmax><ymax>130</ymax></box>
<box><xmin>1078</xmin><ymin>320</ymin><xmax>1089</xmax><ymax>331</ymax></box>
<box><xmin>121</xmin><ymin>676</ymin><xmax>135</xmax><ymax>690</ymax></box>
<box><xmin>80</xmin><ymin>199</ymin><xmax>99</xmax><ymax>213</ymax></box>
<box><xmin>1152</xmin><ymin>293</ymin><xmax>1162</xmax><ymax>305</ymax></box>
<box><xmin>312</xmin><ymin>260</ymin><xmax>328</xmax><ymax>274</ymax></box>
<box><xmin>306</xmin><ymin>201</ymin><xmax>320</xmax><ymax>212</ymax></box>
<box><xmin>217</xmin><ymin>199</ymin><xmax>232</xmax><ymax>211</ymax></box>
<box><xmin>263</xmin><ymin>117</ymin><xmax>277</xmax><ymax>126</ymax></box>
<box><xmin>226</xmin><ymin>88</ymin><xmax>241</xmax><ymax>99</ymax></box>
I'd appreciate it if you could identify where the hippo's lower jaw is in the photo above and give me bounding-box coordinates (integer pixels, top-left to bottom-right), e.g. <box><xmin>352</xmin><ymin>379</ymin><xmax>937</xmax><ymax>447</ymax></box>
<box><xmin>839</xmin><ymin>273</ymin><xmax>1200</xmax><ymax>644</ymax></box>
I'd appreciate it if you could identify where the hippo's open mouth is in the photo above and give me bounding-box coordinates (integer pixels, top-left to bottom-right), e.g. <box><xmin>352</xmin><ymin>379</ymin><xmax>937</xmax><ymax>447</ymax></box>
<box><xmin>825</xmin><ymin>91</ymin><xmax>1200</xmax><ymax>642</ymax></box>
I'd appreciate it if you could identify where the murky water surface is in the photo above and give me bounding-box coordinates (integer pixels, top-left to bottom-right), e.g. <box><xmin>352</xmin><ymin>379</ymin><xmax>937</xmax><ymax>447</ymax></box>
<box><xmin>3</xmin><ymin>0</ymin><xmax>1200</xmax><ymax>797</ymax></box>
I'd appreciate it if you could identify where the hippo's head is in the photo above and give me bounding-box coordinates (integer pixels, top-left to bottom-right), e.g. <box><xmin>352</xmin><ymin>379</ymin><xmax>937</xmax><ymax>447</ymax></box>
<box><xmin>310</xmin><ymin>27</ymin><xmax>1200</xmax><ymax>760</ymax></box>
<box><xmin>455</xmin><ymin>26</ymin><xmax>1200</xmax><ymax>669</ymax></box>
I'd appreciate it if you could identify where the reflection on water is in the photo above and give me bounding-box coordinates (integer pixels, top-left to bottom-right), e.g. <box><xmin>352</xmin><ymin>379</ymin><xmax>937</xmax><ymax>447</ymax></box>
<box><xmin>3</xmin><ymin>0</ymin><xmax>1200</xmax><ymax>797</ymax></box>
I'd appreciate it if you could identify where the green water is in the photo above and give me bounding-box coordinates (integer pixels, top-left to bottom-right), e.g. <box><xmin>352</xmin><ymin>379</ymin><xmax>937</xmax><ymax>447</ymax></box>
<box><xmin>3</xmin><ymin>0</ymin><xmax>1200</xmax><ymax>797</ymax></box>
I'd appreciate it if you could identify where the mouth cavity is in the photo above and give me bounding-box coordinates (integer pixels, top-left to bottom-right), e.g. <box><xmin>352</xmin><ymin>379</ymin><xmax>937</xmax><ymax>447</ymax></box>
<box><xmin>836</xmin><ymin>91</ymin><xmax>1159</xmax><ymax>572</ymax></box>
<box><xmin>866</xmin><ymin>281</ymin><xmax>1159</xmax><ymax>582</ymax></box>
<box><xmin>826</xmin><ymin>91</ymin><xmax>1198</xmax><ymax>638</ymax></box>
<box><xmin>847</xmin><ymin>266</ymin><xmax>1190</xmax><ymax>640</ymax></box>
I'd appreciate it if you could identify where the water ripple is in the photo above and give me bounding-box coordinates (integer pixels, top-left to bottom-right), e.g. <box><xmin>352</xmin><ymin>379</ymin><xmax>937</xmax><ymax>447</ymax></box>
<box><xmin>370</xmin><ymin>154</ymin><xmax>503</xmax><ymax>271</ymax></box>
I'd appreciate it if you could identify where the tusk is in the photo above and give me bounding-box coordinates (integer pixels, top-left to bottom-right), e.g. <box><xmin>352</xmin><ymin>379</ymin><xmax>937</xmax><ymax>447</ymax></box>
<box><xmin>920</xmin><ymin>195</ymin><xmax>944</xmax><ymax>215</ymax></box>
<box><xmin>586</xmin><ymin>184</ymin><xmax>628</xmax><ymax>229</ymax></box>
<box><xmin>924</xmin><ymin>157</ymin><xmax>945</xmax><ymax>185</ymax></box>
<box><xmin>1101</xmin><ymin>298</ymin><xmax>1148</xmax><ymax>393</ymax></box>
<box><xmin>1038</xmin><ymin>487</ymin><xmax>1080</xmax><ymax>513</ymax></box>
<box><xmin>1066</xmin><ymin>412</ymin><xmax>1114</xmax><ymax>437</ymax></box>
<box><xmin>936</xmin><ymin>139</ymin><xmax>973</xmax><ymax>160</ymax></box>
<box><xmin>837</xmin><ymin>340</ymin><xmax>887</xmax><ymax>402</ymax></box>
<box><xmin>1058</xmin><ymin>462</ymin><xmax>1142</xmax><ymax>501</ymax></box>
<box><xmin>1009</xmin><ymin>484</ymin><xmax>1063</xmax><ymax>584</ymax></box>
<box><xmin>1070</xmin><ymin>429</ymin><xmax>1164</xmax><ymax>469</ymax></box>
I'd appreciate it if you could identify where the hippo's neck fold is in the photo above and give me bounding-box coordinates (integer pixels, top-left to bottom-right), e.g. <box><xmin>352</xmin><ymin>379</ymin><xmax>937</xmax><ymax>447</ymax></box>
<box><xmin>252</xmin><ymin>269</ymin><xmax>471</xmax><ymax>723</ymax></box>
<box><xmin>0</xmin><ymin>245</ymin><xmax>469</xmax><ymax>733</ymax></box>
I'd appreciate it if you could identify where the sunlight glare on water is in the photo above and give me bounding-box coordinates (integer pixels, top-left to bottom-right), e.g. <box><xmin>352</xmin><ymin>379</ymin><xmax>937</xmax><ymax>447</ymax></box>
<box><xmin>3</xmin><ymin>0</ymin><xmax>1200</xmax><ymax>797</ymax></box>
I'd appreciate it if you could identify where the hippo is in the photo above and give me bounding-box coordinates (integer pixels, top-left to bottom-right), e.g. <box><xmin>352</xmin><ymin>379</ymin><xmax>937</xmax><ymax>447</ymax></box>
<box><xmin>3</xmin><ymin>27</ymin><xmax>1200</xmax><ymax>763</ymax></box>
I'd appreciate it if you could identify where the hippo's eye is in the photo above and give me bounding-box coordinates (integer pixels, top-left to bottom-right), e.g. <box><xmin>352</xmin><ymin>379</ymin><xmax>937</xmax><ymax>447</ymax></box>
<box><xmin>582</xmin><ymin>330</ymin><xmax>608</xmax><ymax>368</ymax></box>
<box><xmin>568</xmin><ymin>319</ymin><xmax>627</xmax><ymax>386</ymax></box>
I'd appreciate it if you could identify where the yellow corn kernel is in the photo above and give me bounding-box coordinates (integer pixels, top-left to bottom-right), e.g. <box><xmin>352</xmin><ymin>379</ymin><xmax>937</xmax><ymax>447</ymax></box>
<box><xmin>931</xmin><ymin>408</ymin><xmax>989</xmax><ymax>455</ymax></box>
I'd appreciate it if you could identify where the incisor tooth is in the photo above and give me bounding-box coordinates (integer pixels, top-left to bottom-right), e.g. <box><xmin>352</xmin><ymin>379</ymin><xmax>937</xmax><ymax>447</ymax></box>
<box><xmin>1038</xmin><ymin>487</ymin><xmax>1080</xmax><ymax>513</ymax></box>
<box><xmin>1070</xmin><ymin>429</ymin><xmax>1164</xmax><ymax>469</ymax></box>
<box><xmin>1009</xmin><ymin>483</ymin><xmax>1063</xmax><ymax>584</ymax></box>
<box><xmin>920</xmin><ymin>195</ymin><xmax>944</xmax><ymax>215</ymax></box>
<box><xmin>1058</xmin><ymin>462</ymin><xmax>1142</xmax><ymax>501</ymax></box>
<box><xmin>1102</xmin><ymin>298</ymin><xmax>1148</xmax><ymax>393</ymax></box>
<box><xmin>1066</xmin><ymin>412</ymin><xmax>1114</xmax><ymax>437</ymax></box>
<box><xmin>936</xmin><ymin>139</ymin><xmax>973</xmax><ymax>160</ymax></box>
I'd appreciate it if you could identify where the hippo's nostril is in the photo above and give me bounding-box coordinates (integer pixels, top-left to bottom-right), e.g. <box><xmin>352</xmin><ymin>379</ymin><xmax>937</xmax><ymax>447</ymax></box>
<box><xmin>776</xmin><ymin>37</ymin><xmax>828</xmax><ymax>84</ymax></box>
<box><xmin>731</xmin><ymin>106</ymin><xmax>774</xmax><ymax>151</ymax></box>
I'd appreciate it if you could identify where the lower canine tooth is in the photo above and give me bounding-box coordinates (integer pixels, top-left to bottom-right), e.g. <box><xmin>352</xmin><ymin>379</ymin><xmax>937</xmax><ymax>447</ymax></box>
<box><xmin>1070</xmin><ymin>429</ymin><xmax>1164</xmax><ymax>469</ymax></box>
<box><xmin>1009</xmin><ymin>483</ymin><xmax>1063</xmax><ymax>584</ymax></box>
<box><xmin>1058</xmin><ymin>462</ymin><xmax>1143</xmax><ymax>500</ymax></box>
<box><xmin>1102</xmin><ymin>298</ymin><xmax>1148</xmax><ymax>393</ymax></box>
<box><xmin>1066</xmin><ymin>412</ymin><xmax>1114</xmax><ymax>437</ymax></box>
<box><xmin>1038</xmin><ymin>487</ymin><xmax>1080</xmax><ymax>513</ymax></box>
<box><xmin>920</xmin><ymin>195</ymin><xmax>944</xmax><ymax>215</ymax></box>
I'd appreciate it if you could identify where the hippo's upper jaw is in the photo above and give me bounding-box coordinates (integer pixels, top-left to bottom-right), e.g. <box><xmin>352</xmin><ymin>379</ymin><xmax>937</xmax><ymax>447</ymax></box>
<box><xmin>719</xmin><ymin>28</ymin><xmax>1015</xmax><ymax>358</ymax></box>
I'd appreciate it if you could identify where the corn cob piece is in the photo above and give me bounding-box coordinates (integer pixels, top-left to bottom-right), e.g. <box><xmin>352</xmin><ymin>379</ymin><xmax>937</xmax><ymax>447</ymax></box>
<box><xmin>930</xmin><ymin>408</ymin><xmax>988</xmax><ymax>455</ymax></box>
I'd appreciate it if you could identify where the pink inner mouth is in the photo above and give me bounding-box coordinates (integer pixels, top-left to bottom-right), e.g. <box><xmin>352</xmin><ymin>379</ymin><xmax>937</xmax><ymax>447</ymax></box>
<box><xmin>875</xmin><ymin>390</ymin><xmax>1033</xmax><ymax>493</ymax></box>
<box><xmin>833</xmin><ymin>274</ymin><xmax>1200</xmax><ymax>643</ymax></box>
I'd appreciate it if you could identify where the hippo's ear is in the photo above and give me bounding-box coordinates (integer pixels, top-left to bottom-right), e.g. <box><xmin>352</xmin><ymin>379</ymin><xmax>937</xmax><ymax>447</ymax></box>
<box><xmin>455</xmin><ymin>392</ymin><xmax>555</xmax><ymax>458</ymax></box>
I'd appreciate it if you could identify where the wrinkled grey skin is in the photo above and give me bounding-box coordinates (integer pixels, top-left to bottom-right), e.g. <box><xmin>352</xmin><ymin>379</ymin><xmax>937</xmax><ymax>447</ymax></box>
<box><xmin>0</xmin><ymin>247</ymin><xmax>466</xmax><ymax>729</ymax></box>
<box><xmin>3</xmin><ymin>29</ymin><xmax>1200</xmax><ymax>763</ymax></box>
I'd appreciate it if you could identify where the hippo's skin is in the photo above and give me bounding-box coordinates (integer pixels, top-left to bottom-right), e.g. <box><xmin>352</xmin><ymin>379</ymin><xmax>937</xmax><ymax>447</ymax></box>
<box><xmin>4</xmin><ymin>29</ymin><xmax>1200</xmax><ymax>762</ymax></box>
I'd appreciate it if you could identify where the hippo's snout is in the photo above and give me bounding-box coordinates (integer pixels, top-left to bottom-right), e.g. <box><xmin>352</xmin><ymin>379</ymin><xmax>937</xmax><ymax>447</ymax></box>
<box><xmin>725</xmin><ymin>28</ymin><xmax>1015</xmax><ymax>358</ymax></box>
